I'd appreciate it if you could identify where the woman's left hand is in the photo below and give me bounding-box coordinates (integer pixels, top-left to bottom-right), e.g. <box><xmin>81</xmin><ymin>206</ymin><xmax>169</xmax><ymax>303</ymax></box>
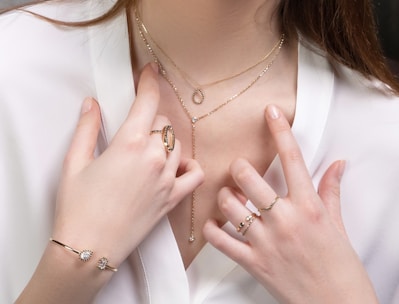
<box><xmin>203</xmin><ymin>105</ymin><xmax>379</xmax><ymax>304</ymax></box>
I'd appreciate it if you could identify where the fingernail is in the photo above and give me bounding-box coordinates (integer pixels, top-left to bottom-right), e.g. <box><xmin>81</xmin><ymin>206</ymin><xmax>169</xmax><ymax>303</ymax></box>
<box><xmin>81</xmin><ymin>97</ymin><xmax>93</xmax><ymax>114</ymax></box>
<box><xmin>150</xmin><ymin>61</ymin><xmax>159</xmax><ymax>73</ymax></box>
<box><xmin>267</xmin><ymin>104</ymin><xmax>280</xmax><ymax>119</ymax></box>
<box><xmin>337</xmin><ymin>160</ymin><xmax>346</xmax><ymax>181</ymax></box>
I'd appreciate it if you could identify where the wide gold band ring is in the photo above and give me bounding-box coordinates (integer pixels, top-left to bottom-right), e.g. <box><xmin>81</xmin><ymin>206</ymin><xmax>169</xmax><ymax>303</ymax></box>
<box><xmin>258</xmin><ymin>196</ymin><xmax>280</xmax><ymax>212</ymax></box>
<box><xmin>150</xmin><ymin>125</ymin><xmax>175</xmax><ymax>152</ymax></box>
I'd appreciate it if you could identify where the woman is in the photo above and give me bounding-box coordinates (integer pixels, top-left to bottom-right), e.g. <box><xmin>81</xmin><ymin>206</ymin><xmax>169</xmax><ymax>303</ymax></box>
<box><xmin>1</xmin><ymin>0</ymin><xmax>399</xmax><ymax>303</ymax></box>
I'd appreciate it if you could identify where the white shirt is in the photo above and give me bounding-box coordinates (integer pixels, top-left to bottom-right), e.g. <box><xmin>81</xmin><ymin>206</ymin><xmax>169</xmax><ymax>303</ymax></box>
<box><xmin>1</xmin><ymin>1</ymin><xmax>399</xmax><ymax>303</ymax></box>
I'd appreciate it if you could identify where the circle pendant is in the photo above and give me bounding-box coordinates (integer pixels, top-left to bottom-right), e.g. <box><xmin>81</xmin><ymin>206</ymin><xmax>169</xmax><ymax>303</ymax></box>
<box><xmin>192</xmin><ymin>88</ymin><xmax>205</xmax><ymax>105</ymax></box>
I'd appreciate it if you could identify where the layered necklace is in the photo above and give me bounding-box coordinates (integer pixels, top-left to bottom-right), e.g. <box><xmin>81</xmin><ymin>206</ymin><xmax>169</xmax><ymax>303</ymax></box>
<box><xmin>132</xmin><ymin>8</ymin><xmax>285</xmax><ymax>243</ymax></box>
<box><xmin>136</xmin><ymin>13</ymin><xmax>283</xmax><ymax>106</ymax></box>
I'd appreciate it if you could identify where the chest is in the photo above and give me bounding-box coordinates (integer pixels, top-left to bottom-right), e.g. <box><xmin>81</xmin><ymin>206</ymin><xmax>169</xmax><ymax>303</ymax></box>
<box><xmin>157</xmin><ymin>78</ymin><xmax>296</xmax><ymax>267</ymax></box>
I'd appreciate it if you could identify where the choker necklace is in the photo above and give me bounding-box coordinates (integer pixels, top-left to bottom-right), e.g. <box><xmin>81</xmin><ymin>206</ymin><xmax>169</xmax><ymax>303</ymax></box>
<box><xmin>133</xmin><ymin>8</ymin><xmax>285</xmax><ymax>243</ymax></box>
<box><xmin>135</xmin><ymin>10</ymin><xmax>282</xmax><ymax>106</ymax></box>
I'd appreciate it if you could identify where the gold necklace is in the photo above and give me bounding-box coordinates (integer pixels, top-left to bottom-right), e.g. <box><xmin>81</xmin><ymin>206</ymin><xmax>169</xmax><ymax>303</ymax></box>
<box><xmin>133</xmin><ymin>9</ymin><xmax>285</xmax><ymax>243</ymax></box>
<box><xmin>135</xmin><ymin>10</ymin><xmax>282</xmax><ymax>105</ymax></box>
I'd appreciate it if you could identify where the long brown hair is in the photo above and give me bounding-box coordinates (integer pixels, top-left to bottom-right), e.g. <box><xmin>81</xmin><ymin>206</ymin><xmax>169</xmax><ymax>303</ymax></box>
<box><xmin>3</xmin><ymin>0</ymin><xmax>399</xmax><ymax>94</ymax></box>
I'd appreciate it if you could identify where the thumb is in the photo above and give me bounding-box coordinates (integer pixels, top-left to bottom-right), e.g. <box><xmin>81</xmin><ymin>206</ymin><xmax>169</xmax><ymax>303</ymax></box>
<box><xmin>63</xmin><ymin>97</ymin><xmax>102</xmax><ymax>174</ymax></box>
<box><xmin>318</xmin><ymin>160</ymin><xmax>348</xmax><ymax>236</ymax></box>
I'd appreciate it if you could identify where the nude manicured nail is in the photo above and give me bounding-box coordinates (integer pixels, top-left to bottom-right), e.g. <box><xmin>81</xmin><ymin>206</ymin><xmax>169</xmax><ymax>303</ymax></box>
<box><xmin>150</xmin><ymin>62</ymin><xmax>159</xmax><ymax>73</ymax></box>
<box><xmin>81</xmin><ymin>98</ymin><xmax>93</xmax><ymax>114</ymax></box>
<box><xmin>267</xmin><ymin>104</ymin><xmax>280</xmax><ymax>119</ymax></box>
<box><xmin>337</xmin><ymin>160</ymin><xmax>346</xmax><ymax>181</ymax></box>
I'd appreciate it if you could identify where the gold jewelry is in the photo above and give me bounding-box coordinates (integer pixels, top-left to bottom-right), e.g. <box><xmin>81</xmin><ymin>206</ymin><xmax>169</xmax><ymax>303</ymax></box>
<box><xmin>97</xmin><ymin>257</ymin><xmax>118</xmax><ymax>272</ymax></box>
<box><xmin>258</xmin><ymin>196</ymin><xmax>280</xmax><ymax>212</ymax></box>
<box><xmin>133</xmin><ymin>9</ymin><xmax>285</xmax><ymax>243</ymax></box>
<box><xmin>237</xmin><ymin>212</ymin><xmax>259</xmax><ymax>233</ymax></box>
<box><xmin>150</xmin><ymin>125</ymin><xmax>175</xmax><ymax>152</ymax></box>
<box><xmin>49</xmin><ymin>238</ymin><xmax>118</xmax><ymax>272</ymax></box>
<box><xmin>135</xmin><ymin>9</ymin><xmax>282</xmax><ymax>105</ymax></box>
<box><xmin>242</xmin><ymin>213</ymin><xmax>259</xmax><ymax>236</ymax></box>
<box><xmin>236</xmin><ymin>221</ymin><xmax>245</xmax><ymax>232</ymax></box>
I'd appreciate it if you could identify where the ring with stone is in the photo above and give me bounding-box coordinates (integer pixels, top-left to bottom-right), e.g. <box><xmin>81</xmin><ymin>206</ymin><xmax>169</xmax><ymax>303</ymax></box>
<box><xmin>150</xmin><ymin>125</ymin><xmax>175</xmax><ymax>152</ymax></box>
<box><xmin>237</xmin><ymin>212</ymin><xmax>259</xmax><ymax>236</ymax></box>
<box><xmin>242</xmin><ymin>213</ymin><xmax>259</xmax><ymax>236</ymax></box>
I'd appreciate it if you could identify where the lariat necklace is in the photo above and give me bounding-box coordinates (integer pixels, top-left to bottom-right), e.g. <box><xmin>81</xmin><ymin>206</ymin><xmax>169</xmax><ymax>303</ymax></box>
<box><xmin>133</xmin><ymin>9</ymin><xmax>285</xmax><ymax>243</ymax></box>
<box><xmin>135</xmin><ymin>10</ymin><xmax>282</xmax><ymax>105</ymax></box>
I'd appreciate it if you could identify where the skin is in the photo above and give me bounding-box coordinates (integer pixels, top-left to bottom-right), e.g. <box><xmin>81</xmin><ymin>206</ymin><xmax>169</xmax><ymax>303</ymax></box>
<box><xmin>132</xmin><ymin>0</ymin><xmax>298</xmax><ymax>267</ymax></box>
<box><xmin>16</xmin><ymin>64</ymin><xmax>204</xmax><ymax>303</ymax></box>
<box><xmin>16</xmin><ymin>68</ymin><xmax>378</xmax><ymax>303</ymax></box>
<box><xmin>203</xmin><ymin>105</ymin><xmax>379</xmax><ymax>303</ymax></box>
<box><xmin>16</xmin><ymin>0</ymin><xmax>379</xmax><ymax>302</ymax></box>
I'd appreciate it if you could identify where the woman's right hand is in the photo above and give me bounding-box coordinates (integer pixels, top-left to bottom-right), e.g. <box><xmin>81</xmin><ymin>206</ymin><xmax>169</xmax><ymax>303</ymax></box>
<box><xmin>16</xmin><ymin>64</ymin><xmax>203</xmax><ymax>304</ymax></box>
<box><xmin>53</xmin><ymin>63</ymin><xmax>204</xmax><ymax>264</ymax></box>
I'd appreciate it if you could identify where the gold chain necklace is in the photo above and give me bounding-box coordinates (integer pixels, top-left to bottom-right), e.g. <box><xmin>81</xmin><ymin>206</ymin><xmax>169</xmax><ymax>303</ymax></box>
<box><xmin>133</xmin><ymin>9</ymin><xmax>285</xmax><ymax>243</ymax></box>
<box><xmin>135</xmin><ymin>10</ymin><xmax>282</xmax><ymax>105</ymax></box>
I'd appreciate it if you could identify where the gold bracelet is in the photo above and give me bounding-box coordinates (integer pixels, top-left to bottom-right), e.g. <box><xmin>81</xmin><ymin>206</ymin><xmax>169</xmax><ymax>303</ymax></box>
<box><xmin>49</xmin><ymin>238</ymin><xmax>118</xmax><ymax>272</ymax></box>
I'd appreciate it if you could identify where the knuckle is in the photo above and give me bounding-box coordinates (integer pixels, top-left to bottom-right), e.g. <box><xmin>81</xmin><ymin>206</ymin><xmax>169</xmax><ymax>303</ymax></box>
<box><xmin>218</xmin><ymin>189</ymin><xmax>236</xmax><ymax>212</ymax></box>
<box><xmin>306</xmin><ymin>205</ymin><xmax>323</xmax><ymax>223</ymax></box>
<box><xmin>235</xmin><ymin>166</ymin><xmax>254</xmax><ymax>185</ymax></box>
<box><xmin>148</xmin><ymin>149</ymin><xmax>166</xmax><ymax>171</ymax></box>
<box><xmin>154</xmin><ymin>114</ymin><xmax>170</xmax><ymax>125</ymax></box>
<box><xmin>161</xmin><ymin>172</ymin><xmax>175</xmax><ymax>189</ymax></box>
<box><xmin>124</xmin><ymin>132</ymin><xmax>147</xmax><ymax>151</ymax></box>
<box><xmin>276</xmin><ymin>221</ymin><xmax>298</xmax><ymax>242</ymax></box>
<box><xmin>286</xmin><ymin>148</ymin><xmax>303</xmax><ymax>163</ymax></box>
<box><xmin>301</xmin><ymin>196</ymin><xmax>324</xmax><ymax>223</ymax></box>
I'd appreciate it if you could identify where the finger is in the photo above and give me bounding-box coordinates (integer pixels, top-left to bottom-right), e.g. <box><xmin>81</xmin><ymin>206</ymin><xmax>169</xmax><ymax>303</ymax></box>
<box><xmin>169</xmin><ymin>158</ymin><xmax>204</xmax><ymax>206</ymax></box>
<box><xmin>203</xmin><ymin>219</ymin><xmax>252</xmax><ymax>265</ymax></box>
<box><xmin>265</xmin><ymin>105</ymin><xmax>314</xmax><ymax>197</ymax></box>
<box><xmin>63</xmin><ymin>97</ymin><xmax>101</xmax><ymax>174</ymax></box>
<box><xmin>318</xmin><ymin>160</ymin><xmax>348</xmax><ymax>236</ymax></box>
<box><xmin>230</xmin><ymin>158</ymin><xmax>276</xmax><ymax>209</ymax></box>
<box><xmin>121</xmin><ymin>63</ymin><xmax>160</xmax><ymax>134</ymax></box>
<box><xmin>217</xmin><ymin>186</ymin><xmax>262</xmax><ymax>238</ymax></box>
<box><xmin>163</xmin><ymin>140</ymin><xmax>182</xmax><ymax>175</ymax></box>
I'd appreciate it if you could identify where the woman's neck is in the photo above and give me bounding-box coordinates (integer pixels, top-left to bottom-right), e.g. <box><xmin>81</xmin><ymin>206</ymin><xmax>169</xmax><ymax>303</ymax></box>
<box><xmin>133</xmin><ymin>0</ymin><xmax>282</xmax><ymax>83</ymax></box>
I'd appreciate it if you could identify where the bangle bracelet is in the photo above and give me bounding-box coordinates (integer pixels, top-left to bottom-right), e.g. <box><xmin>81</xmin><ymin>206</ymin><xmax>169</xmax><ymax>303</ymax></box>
<box><xmin>49</xmin><ymin>238</ymin><xmax>118</xmax><ymax>272</ymax></box>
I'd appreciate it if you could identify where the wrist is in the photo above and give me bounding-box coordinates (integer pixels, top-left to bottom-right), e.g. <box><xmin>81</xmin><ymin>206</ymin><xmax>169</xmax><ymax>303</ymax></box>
<box><xmin>49</xmin><ymin>238</ymin><xmax>118</xmax><ymax>272</ymax></box>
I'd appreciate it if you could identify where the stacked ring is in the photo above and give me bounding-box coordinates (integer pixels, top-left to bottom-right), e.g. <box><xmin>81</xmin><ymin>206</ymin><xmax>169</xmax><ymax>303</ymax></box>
<box><xmin>236</xmin><ymin>212</ymin><xmax>259</xmax><ymax>236</ymax></box>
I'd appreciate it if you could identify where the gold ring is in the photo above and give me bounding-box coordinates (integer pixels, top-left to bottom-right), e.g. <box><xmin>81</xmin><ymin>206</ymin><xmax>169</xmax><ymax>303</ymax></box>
<box><xmin>242</xmin><ymin>213</ymin><xmax>258</xmax><ymax>236</ymax></box>
<box><xmin>258</xmin><ymin>196</ymin><xmax>280</xmax><ymax>212</ymax></box>
<box><xmin>236</xmin><ymin>221</ymin><xmax>245</xmax><ymax>232</ymax></box>
<box><xmin>237</xmin><ymin>212</ymin><xmax>258</xmax><ymax>236</ymax></box>
<box><xmin>150</xmin><ymin>125</ymin><xmax>175</xmax><ymax>152</ymax></box>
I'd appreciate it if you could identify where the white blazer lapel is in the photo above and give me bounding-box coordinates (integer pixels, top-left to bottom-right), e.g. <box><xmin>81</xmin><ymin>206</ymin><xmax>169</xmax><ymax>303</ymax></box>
<box><xmin>88</xmin><ymin>1</ymin><xmax>135</xmax><ymax>142</ymax></box>
<box><xmin>137</xmin><ymin>217</ymin><xmax>191</xmax><ymax>303</ymax></box>
<box><xmin>264</xmin><ymin>41</ymin><xmax>335</xmax><ymax>194</ymax></box>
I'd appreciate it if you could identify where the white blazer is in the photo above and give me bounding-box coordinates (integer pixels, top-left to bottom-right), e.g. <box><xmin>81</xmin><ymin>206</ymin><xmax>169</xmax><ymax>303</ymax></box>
<box><xmin>1</xmin><ymin>1</ymin><xmax>399</xmax><ymax>303</ymax></box>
